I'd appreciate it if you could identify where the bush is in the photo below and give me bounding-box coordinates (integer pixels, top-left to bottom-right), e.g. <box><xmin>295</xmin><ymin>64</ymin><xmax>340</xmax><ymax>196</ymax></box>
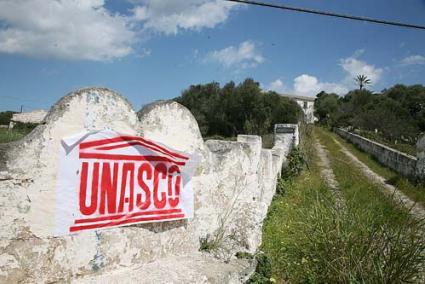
<box><xmin>247</xmin><ymin>254</ymin><xmax>273</xmax><ymax>284</ymax></box>
<box><xmin>275</xmin><ymin>178</ymin><xmax>286</xmax><ymax>195</ymax></box>
<box><xmin>199</xmin><ymin>234</ymin><xmax>221</xmax><ymax>252</ymax></box>
<box><xmin>247</xmin><ymin>273</ymin><xmax>272</xmax><ymax>284</ymax></box>
<box><xmin>281</xmin><ymin>147</ymin><xmax>305</xmax><ymax>180</ymax></box>
<box><xmin>13</xmin><ymin>122</ymin><xmax>38</xmax><ymax>132</ymax></box>
<box><xmin>0</xmin><ymin>111</ymin><xmax>15</xmax><ymax>125</ymax></box>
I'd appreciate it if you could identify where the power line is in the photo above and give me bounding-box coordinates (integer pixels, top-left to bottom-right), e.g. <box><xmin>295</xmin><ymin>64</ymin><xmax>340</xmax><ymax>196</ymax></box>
<box><xmin>0</xmin><ymin>95</ymin><xmax>50</xmax><ymax>105</ymax></box>
<box><xmin>225</xmin><ymin>0</ymin><xmax>425</xmax><ymax>30</ymax></box>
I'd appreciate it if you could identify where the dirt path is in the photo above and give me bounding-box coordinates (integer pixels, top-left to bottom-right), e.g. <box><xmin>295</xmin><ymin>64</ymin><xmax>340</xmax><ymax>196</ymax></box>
<box><xmin>314</xmin><ymin>139</ymin><xmax>345</xmax><ymax>208</ymax></box>
<box><xmin>332</xmin><ymin>137</ymin><xmax>425</xmax><ymax>220</ymax></box>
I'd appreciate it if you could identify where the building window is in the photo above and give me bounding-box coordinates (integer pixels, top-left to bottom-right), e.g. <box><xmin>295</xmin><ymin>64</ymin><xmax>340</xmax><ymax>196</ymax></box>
<box><xmin>303</xmin><ymin>101</ymin><xmax>308</xmax><ymax>109</ymax></box>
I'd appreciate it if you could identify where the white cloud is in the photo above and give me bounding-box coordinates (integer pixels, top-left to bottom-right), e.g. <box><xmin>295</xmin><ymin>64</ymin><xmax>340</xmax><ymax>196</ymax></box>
<box><xmin>400</xmin><ymin>55</ymin><xmax>425</xmax><ymax>65</ymax></box>
<box><xmin>265</xmin><ymin>50</ymin><xmax>382</xmax><ymax>97</ymax></box>
<box><xmin>132</xmin><ymin>0</ymin><xmax>238</xmax><ymax>35</ymax></box>
<box><xmin>0</xmin><ymin>0</ymin><xmax>240</xmax><ymax>61</ymax></box>
<box><xmin>206</xmin><ymin>40</ymin><xmax>264</xmax><ymax>69</ymax></box>
<box><xmin>264</xmin><ymin>75</ymin><xmax>347</xmax><ymax>97</ymax></box>
<box><xmin>0</xmin><ymin>0</ymin><xmax>135</xmax><ymax>61</ymax></box>
<box><xmin>320</xmin><ymin>82</ymin><xmax>349</xmax><ymax>94</ymax></box>
<box><xmin>268</xmin><ymin>49</ymin><xmax>387</xmax><ymax>98</ymax></box>
<box><xmin>339</xmin><ymin>56</ymin><xmax>383</xmax><ymax>84</ymax></box>
<box><xmin>293</xmin><ymin>74</ymin><xmax>348</xmax><ymax>97</ymax></box>
<box><xmin>138</xmin><ymin>47</ymin><xmax>152</xmax><ymax>58</ymax></box>
<box><xmin>265</xmin><ymin>79</ymin><xmax>285</xmax><ymax>93</ymax></box>
<box><xmin>293</xmin><ymin>74</ymin><xmax>319</xmax><ymax>95</ymax></box>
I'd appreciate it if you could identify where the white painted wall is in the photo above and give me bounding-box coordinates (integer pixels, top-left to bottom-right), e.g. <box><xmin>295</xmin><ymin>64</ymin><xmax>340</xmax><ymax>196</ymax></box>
<box><xmin>8</xmin><ymin>109</ymin><xmax>47</xmax><ymax>128</ymax></box>
<box><xmin>295</xmin><ymin>99</ymin><xmax>315</xmax><ymax>124</ymax></box>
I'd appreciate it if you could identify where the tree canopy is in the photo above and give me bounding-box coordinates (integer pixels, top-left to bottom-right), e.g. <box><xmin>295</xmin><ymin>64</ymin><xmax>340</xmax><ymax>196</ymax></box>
<box><xmin>174</xmin><ymin>78</ymin><xmax>303</xmax><ymax>137</ymax></box>
<box><xmin>0</xmin><ymin>111</ymin><xmax>15</xmax><ymax>125</ymax></box>
<box><xmin>314</xmin><ymin>84</ymin><xmax>425</xmax><ymax>143</ymax></box>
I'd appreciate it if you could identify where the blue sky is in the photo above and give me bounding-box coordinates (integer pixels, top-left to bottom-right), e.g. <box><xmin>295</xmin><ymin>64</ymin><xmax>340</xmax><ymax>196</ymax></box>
<box><xmin>0</xmin><ymin>0</ymin><xmax>424</xmax><ymax>112</ymax></box>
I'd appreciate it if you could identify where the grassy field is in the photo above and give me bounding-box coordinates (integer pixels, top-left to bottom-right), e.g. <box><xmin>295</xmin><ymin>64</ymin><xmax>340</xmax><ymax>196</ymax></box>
<box><xmin>260</xmin><ymin>126</ymin><xmax>425</xmax><ymax>283</ymax></box>
<box><xmin>0</xmin><ymin>128</ymin><xmax>31</xmax><ymax>144</ymax></box>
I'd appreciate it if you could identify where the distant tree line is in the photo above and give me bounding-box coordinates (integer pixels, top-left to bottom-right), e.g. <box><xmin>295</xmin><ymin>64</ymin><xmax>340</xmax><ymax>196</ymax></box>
<box><xmin>0</xmin><ymin>111</ymin><xmax>15</xmax><ymax>125</ymax></box>
<box><xmin>174</xmin><ymin>78</ymin><xmax>302</xmax><ymax>138</ymax></box>
<box><xmin>315</xmin><ymin>84</ymin><xmax>425</xmax><ymax>144</ymax></box>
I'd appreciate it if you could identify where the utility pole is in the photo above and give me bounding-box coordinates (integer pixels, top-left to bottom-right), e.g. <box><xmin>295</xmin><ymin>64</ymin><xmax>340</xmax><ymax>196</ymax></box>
<box><xmin>20</xmin><ymin>105</ymin><xmax>23</xmax><ymax>113</ymax></box>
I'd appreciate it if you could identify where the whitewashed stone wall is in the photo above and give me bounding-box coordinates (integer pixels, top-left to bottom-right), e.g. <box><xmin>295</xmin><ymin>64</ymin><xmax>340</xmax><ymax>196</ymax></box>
<box><xmin>8</xmin><ymin>109</ymin><xmax>47</xmax><ymax>128</ymax></box>
<box><xmin>274</xmin><ymin>124</ymin><xmax>299</xmax><ymax>147</ymax></box>
<box><xmin>0</xmin><ymin>88</ymin><xmax>296</xmax><ymax>283</ymax></box>
<box><xmin>417</xmin><ymin>135</ymin><xmax>425</xmax><ymax>182</ymax></box>
<box><xmin>334</xmin><ymin>128</ymin><xmax>425</xmax><ymax>179</ymax></box>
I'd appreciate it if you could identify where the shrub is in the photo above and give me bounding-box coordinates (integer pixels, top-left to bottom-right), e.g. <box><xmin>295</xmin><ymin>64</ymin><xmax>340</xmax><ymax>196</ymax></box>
<box><xmin>13</xmin><ymin>122</ymin><xmax>38</xmax><ymax>132</ymax></box>
<box><xmin>247</xmin><ymin>254</ymin><xmax>273</xmax><ymax>284</ymax></box>
<box><xmin>199</xmin><ymin>234</ymin><xmax>221</xmax><ymax>252</ymax></box>
<box><xmin>281</xmin><ymin>147</ymin><xmax>305</xmax><ymax>180</ymax></box>
<box><xmin>275</xmin><ymin>178</ymin><xmax>286</xmax><ymax>196</ymax></box>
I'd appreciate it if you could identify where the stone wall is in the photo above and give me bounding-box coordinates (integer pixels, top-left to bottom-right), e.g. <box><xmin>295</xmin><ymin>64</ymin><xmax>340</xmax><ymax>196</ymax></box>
<box><xmin>417</xmin><ymin>136</ymin><xmax>425</xmax><ymax>182</ymax></box>
<box><xmin>8</xmin><ymin>109</ymin><xmax>47</xmax><ymax>128</ymax></box>
<box><xmin>0</xmin><ymin>88</ymin><xmax>296</xmax><ymax>283</ymax></box>
<box><xmin>274</xmin><ymin>123</ymin><xmax>299</xmax><ymax>147</ymax></box>
<box><xmin>334</xmin><ymin>128</ymin><xmax>418</xmax><ymax>179</ymax></box>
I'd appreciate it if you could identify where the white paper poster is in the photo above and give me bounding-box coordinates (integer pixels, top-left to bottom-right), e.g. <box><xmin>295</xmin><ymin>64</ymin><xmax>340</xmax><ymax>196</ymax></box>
<box><xmin>55</xmin><ymin>130</ymin><xmax>197</xmax><ymax>235</ymax></box>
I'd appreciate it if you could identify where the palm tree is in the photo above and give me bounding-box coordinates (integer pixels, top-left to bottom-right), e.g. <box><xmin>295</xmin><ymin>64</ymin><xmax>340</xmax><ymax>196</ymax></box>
<box><xmin>355</xmin><ymin>75</ymin><xmax>371</xmax><ymax>90</ymax></box>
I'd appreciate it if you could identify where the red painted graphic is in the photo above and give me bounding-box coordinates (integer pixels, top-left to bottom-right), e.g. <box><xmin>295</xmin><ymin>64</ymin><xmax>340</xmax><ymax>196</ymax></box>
<box><xmin>68</xmin><ymin>135</ymin><xmax>189</xmax><ymax>233</ymax></box>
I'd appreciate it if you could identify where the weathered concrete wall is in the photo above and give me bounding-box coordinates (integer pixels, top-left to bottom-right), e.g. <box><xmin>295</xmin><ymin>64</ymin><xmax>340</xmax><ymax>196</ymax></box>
<box><xmin>8</xmin><ymin>109</ymin><xmax>47</xmax><ymax>128</ymax></box>
<box><xmin>334</xmin><ymin>128</ymin><xmax>417</xmax><ymax>179</ymax></box>
<box><xmin>0</xmin><ymin>88</ymin><xmax>296</xmax><ymax>283</ymax></box>
<box><xmin>416</xmin><ymin>135</ymin><xmax>425</xmax><ymax>182</ymax></box>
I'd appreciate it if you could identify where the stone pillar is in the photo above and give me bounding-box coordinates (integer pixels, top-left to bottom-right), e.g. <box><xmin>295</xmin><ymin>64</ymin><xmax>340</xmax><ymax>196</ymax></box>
<box><xmin>8</xmin><ymin>120</ymin><xmax>15</xmax><ymax>129</ymax></box>
<box><xmin>274</xmin><ymin>124</ymin><xmax>299</xmax><ymax>148</ymax></box>
<box><xmin>416</xmin><ymin>135</ymin><xmax>425</xmax><ymax>181</ymax></box>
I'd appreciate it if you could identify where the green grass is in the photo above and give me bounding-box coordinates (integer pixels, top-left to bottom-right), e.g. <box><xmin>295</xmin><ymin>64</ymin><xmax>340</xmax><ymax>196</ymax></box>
<box><xmin>260</xmin><ymin>126</ymin><xmax>425</xmax><ymax>283</ymax></box>
<box><xmin>328</xmin><ymin>127</ymin><xmax>425</xmax><ymax>207</ymax></box>
<box><xmin>316</xmin><ymin>127</ymin><xmax>425</xmax><ymax>281</ymax></box>
<box><xmin>262</xmin><ymin>159</ymin><xmax>336</xmax><ymax>281</ymax></box>
<box><xmin>354</xmin><ymin>129</ymin><xmax>416</xmax><ymax>156</ymax></box>
<box><xmin>0</xmin><ymin>128</ymin><xmax>31</xmax><ymax>143</ymax></box>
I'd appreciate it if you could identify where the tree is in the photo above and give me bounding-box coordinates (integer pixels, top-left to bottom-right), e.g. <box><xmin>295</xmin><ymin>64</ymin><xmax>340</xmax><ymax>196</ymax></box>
<box><xmin>352</xmin><ymin>96</ymin><xmax>418</xmax><ymax>142</ymax></box>
<box><xmin>314</xmin><ymin>82</ymin><xmax>425</xmax><ymax>144</ymax></box>
<box><xmin>384</xmin><ymin>84</ymin><xmax>425</xmax><ymax>132</ymax></box>
<box><xmin>174</xmin><ymin>79</ymin><xmax>302</xmax><ymax>137</ymax></box>
<box><xmin>0</xmin><ymin>111</ymin><xmax>15</xmax><ymax>125</ymax></box>
<box><xmin>355</xmin><ymin>75</ymin><xmax>371</xmax><ymax>90</ymax></box>
<box><xmin>314</xmin><ymin>91</ymin><xmax>339</xmax><ymax>125</ymax></box>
